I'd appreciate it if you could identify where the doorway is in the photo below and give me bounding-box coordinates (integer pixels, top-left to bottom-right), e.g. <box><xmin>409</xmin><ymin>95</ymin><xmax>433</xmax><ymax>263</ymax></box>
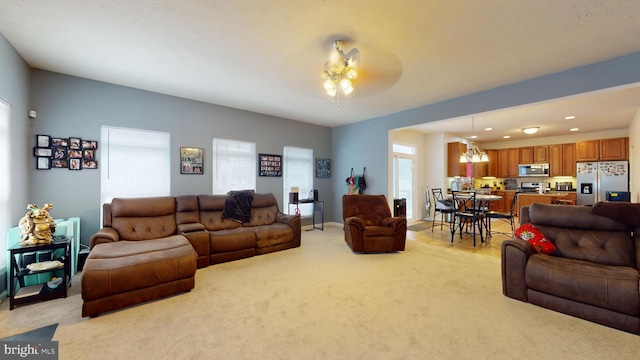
<box><xmin>393</xmin><ymin>143</ymin><xmax>416</xmax><ymax>220</ymax></box>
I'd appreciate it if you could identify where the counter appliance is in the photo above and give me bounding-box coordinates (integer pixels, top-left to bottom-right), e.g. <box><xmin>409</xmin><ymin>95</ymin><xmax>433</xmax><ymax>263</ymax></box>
<box><xmin>520</xmin><ymin>181</ymin><xmax>551</xmax><ymax>193</ymax></box>
<box><xmin>576</xmin><ymin>161</ymin><xmax>629</xmax><ymax>206</ymax></box>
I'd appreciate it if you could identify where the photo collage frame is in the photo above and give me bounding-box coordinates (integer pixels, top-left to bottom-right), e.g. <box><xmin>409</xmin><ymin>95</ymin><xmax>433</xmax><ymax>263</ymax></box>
<box><xmin>34</xmin><ymin>134</ymin><xmax>98</xmax><ymax>170</ymax></box>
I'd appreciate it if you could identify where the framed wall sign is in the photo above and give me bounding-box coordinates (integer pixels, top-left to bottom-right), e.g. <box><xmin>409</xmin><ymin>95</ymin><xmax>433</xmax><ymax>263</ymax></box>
<box><xmin>259</xmin><ymin>153</ymin><xmax>281</xmax><ymax>177</ymax></box>
<box><xmin>316</xmin><ymin>158</ymin><xmax>331</xmax><ymax>178</ymax></box>
<box><xmin>180</xmin><ymin>147</ymin><xmax>204</xmax><ymax>174</ymax></box>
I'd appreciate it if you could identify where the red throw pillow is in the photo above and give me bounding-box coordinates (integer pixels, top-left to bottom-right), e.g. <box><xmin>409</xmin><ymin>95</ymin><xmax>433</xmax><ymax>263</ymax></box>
<box><xmin>513</xmin><ymin>223</ymin><xmax>557</xmax><ymax>254</ymax></box>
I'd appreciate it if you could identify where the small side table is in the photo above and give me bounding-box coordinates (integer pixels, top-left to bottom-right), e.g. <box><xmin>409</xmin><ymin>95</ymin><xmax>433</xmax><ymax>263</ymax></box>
<box><xmin>8</xmin><ymin>236</ymin><xmax>72</xmax><ymax>310</ymax></box>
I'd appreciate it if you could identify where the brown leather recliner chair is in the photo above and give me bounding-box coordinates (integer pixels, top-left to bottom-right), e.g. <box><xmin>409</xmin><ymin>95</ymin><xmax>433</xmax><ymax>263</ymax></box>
<box><xmin>342</xmin><ymin>194</ymin><xmax>406</xmax><ymax>253</ymax></box>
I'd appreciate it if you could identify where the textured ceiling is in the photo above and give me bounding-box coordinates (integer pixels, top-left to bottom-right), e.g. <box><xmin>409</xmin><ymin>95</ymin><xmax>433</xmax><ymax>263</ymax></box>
<box><xmin>0</xmin><ymin>0</ymin><xmax>639</xmax><ymax>140</ymax></box>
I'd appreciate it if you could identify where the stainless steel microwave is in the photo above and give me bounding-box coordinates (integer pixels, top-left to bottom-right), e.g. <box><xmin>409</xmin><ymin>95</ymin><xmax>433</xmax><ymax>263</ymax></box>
<box><xmin>518</xmin><ymin>163</ymin><xmax>549</xmax><ymax>177</ymax></box>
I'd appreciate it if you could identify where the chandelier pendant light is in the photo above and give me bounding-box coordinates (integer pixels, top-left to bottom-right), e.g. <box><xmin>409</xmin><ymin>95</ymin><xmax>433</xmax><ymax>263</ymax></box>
<box><xmin>322</xmin><ymin>40</ymin><xmax>357</xmax><ymax>106</ymax></box>
<box><xmin>459</xmin><ymin>117</ymin><xmax>489</xmax><ymax>163</ymax></box>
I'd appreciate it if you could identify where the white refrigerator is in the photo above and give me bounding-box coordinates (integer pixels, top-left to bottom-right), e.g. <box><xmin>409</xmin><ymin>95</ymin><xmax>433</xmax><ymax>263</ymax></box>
<box><xmin>576</xmin><ymin>161</ymin><xmax>629</xmax><ymax>205</ymax></box>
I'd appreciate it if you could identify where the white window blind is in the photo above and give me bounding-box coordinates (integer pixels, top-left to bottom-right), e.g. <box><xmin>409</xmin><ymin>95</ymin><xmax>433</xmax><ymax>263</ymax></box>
<box><xmin>0</xmin><ymin>99</ymin><xmax>9</xmax><ymax>271</ymax></box>
<box><xmin>212</xmin><ymin>138</ymin><xmax>256</xmax><ymax>194</ymax></box>
<box><xmin>283</xmin><ymin>146</ymin><xmax>313</xmax><ymax>216</ymax></box>
<box><xmin>100</xmin><ymin>126</ymin><xmax>170</xmax><ymax>207</ymax></box>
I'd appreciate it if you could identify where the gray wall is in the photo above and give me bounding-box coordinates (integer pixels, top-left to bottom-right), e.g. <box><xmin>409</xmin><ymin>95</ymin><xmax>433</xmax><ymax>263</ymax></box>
<box><xmin>330</xmin><ymin>52</ymin><xmax>640</xmax><ymax>221</ymax></box>
<box><xmin>28</xmin><ymin>70</ymin><xmax>333</xmax><ymax>246</ymax></box>
<box><xmin>0</xmin><ymin>33</ymin><xmax>31</xmax><ymax>224</ymax></box>
<box><xmin>0</xmin><ymin>33</ymin><xmax>31</xmax><ymax>293</ymax></box>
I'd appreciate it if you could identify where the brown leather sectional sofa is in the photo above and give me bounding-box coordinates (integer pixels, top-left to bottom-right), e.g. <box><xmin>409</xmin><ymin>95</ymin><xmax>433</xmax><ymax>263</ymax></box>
<box><xmin>82</xmin><ymin>193</ymin><xmax>300</xmax><ymax>317</ymax></box>
<box><xmin>501</xmin><ymin>203</ymin><xmax>640</xmax><ymax>334</ymax></box>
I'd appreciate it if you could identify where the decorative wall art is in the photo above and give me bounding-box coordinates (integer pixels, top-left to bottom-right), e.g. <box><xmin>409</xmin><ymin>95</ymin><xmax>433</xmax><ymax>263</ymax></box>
<box><xmin>316</xmin><ymin>158</ymin><xmax>331</xmax><ymax>178</ymax></box>
<box><xmin>33</xmin><ymin>134</ymin><xmax>98</xmax><ymax>170</ymax></box>
<box><xmin>259</xmin><ymin>153</ymin><xmax>281</xmax><ymax>177</ymax></box>
<box><xmin>180</xmin><ymin>147</ymin><xmax>204</xmax><ymax>174</ymax></box>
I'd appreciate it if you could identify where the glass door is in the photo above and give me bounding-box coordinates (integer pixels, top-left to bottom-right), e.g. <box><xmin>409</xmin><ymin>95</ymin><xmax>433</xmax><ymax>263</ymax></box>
<box><xmin>393</xmin><ymin>155</ymin><xmax>414</xmax><ymax>219</ymax></box>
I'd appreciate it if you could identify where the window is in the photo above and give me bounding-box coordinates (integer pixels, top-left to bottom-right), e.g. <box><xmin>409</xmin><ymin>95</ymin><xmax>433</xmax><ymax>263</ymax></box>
<box><xmin>0</xmin><ymin>99</ymin><xmax>9</xmax><ymax>272</ymax></box>
<box><xmin>283</xmin><ymin>146</ymin><xmax>313</xmax><ymax>216</ymax></box>
<box><xmin>212</xmin><ymin>138</ymin><xmax>256</xmax><ymax>194</ymax></box>
<box><xmin>100</xmin><ymin>126</ymin><xmax>170</xmax><ymax>207</ymax></box>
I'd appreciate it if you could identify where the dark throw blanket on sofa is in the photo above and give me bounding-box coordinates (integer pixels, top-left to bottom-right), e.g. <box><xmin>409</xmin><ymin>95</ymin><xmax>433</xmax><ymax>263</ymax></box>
<box><xmin>591</xmin><ymin>201</ymin><xmax>640</xmax><ymax>227</ymax></box>
<box><xmin>223</xmin><ymin>190</ymin><xmax>255</xmax><ymax>223</ymax></box>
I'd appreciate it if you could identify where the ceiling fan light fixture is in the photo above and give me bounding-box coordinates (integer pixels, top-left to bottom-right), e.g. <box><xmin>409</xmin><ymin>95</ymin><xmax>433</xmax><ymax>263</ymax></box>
<box><xmin>322</xmin><ymin>40</ymin><xmax>357</xmax><ymax>106</ymax></box>
<box><xmin>522</xmin><ymin>127</ymin><xmax>540</xmax><ymax>135</ymax></box>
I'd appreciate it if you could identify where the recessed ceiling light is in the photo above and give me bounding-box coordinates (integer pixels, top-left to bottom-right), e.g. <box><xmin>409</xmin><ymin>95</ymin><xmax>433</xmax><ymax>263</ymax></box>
<box><xmin>503</xmin><ymin>135</ymin><xmax>510</xmax><ymax>139</ymax></box>
<box><xmin>570</xmin><ymin>128</ymin><xmax>579</xmax><ymax>131</ymax></box>
<box><xmin>565</xmin><ymin>116</ymin><xmax>576</xmax><ymax>120</ymax></box>
<box><xmin>485</xmin><ymin>127</ymin><xmax>492</xmax><ymax>131</ymax></box>
<box><xmin>470</xmin><ymin>135</ymin><xmax>477</xmax><ymax>139</ymax></box>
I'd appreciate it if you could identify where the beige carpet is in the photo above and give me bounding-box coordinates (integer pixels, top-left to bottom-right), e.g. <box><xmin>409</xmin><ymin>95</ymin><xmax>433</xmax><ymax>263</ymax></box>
<box><xmin>1</xmin><ymin>225</ymin><xmax>638</xmax><ymax>359</ymax></box>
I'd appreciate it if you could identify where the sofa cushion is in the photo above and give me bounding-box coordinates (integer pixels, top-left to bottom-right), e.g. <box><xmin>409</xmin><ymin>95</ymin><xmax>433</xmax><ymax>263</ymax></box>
<box><xmin>210</xmin><ymin>227</ymin><xmax>256</xmax><ymax>253</ymax></box>
<box><xmin>254</xmin><ymin>223</ymin><xmax>293</xmax><ymax>249</ymax></box>
<box><xmin>247</xmin><ymin>205</ymin><xmax>278</xmax><ymax>227</ymax></box>
<box><xmin>526</xmin><ymin>254</ymin><xmax>640</xmax><ymax>316</ymax></box>
<box><xmin>363</xmin><ymin>225</ymin><xmax>395</xmax><ymax>237</ymax></box>
<box><xmin>514</xmin><ymin>223</ymin><xmax>556</xmax><ymax>255</ymax></box>
<box><xmin>110</xmin><ymin>197</ymin><xmax>177</xmax><ymax>240</ymax></box>
<box><xmin>552</xmin><ymin>228</ymin><xmax>635</xmax><ymax>267</ymax></box>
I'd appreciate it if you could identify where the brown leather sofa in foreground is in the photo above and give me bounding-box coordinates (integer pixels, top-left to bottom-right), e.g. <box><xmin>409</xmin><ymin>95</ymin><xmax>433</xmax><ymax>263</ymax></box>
<box><xmin>82</xmin><ymin>193</ymin><xmax>301</xmax><ymax>317</ymax></box>
<box><xmin>342</xmin><ymin>194</ymin><xmax>406</xmax><ymax>253</ymax></box>
<box><xmin>502</xmin><ymin>203</ymin><xmax>640</xmax><ymax>334</ymax></box>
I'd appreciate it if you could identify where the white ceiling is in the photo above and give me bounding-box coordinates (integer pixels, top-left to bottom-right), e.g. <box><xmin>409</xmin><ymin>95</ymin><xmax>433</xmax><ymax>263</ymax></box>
<box><xmin>1</xmin><ymin>1</ymin><xmax>639</xmax><ymax>140</ymax></box>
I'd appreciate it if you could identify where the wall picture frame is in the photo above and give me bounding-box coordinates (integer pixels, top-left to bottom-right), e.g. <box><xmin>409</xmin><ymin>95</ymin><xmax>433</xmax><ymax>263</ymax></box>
<box><xmin>69</xmin><ymin>158</ymin><xmax>82</xmax><ymax>170</ymax></box>
<box><xmin>34</xmin><ymin>147</ymin><xmax>53</xmax><ymax>157</ymax></box>
<box><xmin>259</xmin><ymin>153</ymin><xmax>282</xmax><ymax>177</ymax></box>
<box><xmin>180</xmin><ymin>147</ymin><xmax>204</xmax><ymax>174</ymax></box>
<box><xmin>36</xmin><ymin>157</ymin><xmax>51</xmax><ymax>170</ymax></box>
<box><xmin>69</xmin><ymin>137</ymin><xmax>82</xmax><ymax>150</ymax></box>
<box><xmin>316</xmin><ymin>158</ymin><xmax>331</xmax><ymax>178</ymax></box>
<box><xmin>36</xmin><ymin>134</ymin><xmax>50</xmax><ymax>147</ymax></box>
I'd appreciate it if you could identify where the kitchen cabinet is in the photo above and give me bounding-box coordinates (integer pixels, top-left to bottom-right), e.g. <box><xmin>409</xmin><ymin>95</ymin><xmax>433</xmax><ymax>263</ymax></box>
<box><xmin>491</xmin><ymin>190</ymin><xmax>505</xmax><ymax>212</ymax></box>
<box><xmin>485</xmin><ymin>149</ymin><xmax>499</xmax><ymax>177</ymax></box>
<box><xmin>519</xmin><ymin>146</ymin><xmax>548</xmax><ymax>164</ymax></box>
<box><xmin>576</xmin><ymin>140</ymin><xmax>600</xmax><ymax>161</ymax></box>
<box><xmin>498</xmin><ymin>148</ymin><xmax>519</xmax><ymax>178</ymax></box>
<box><xmin>549</xmin><ymin>143</ymin><xmax>576</xmax><ymax>177</ymax></box>
<box><xmin>600</xmin><ymin>137</ymin><xmax>628</xmax><ymax>160</ymax></box>
<box><xmin>534</xmin><ymin>146</ymin><xmax>549</xmax><ymax>163</ymax></box>
<box><xmin>576</xmin><ymin>138</ymin><xmax>628</xmax><ymax>161</ymax></box>
<box><xmin>519</xmin><ymin>147</ymin><xmax>534</xmax><ymax>164</ymax></box>
<box><xmin>447</xmin><ymin>142</ymin><xmax>467</xmax><ymax>177</ymax></box>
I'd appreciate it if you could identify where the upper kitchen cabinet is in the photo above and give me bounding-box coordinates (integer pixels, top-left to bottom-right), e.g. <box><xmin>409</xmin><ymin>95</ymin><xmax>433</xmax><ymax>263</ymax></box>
<box><xmin>576</xmin><ymin>138</ymin><xmax>628</xmax><ymax>161</ymax></box>
<box><xmin>576</xmin><ymin>140</ymin><xmax>600</xmax><ymax>161</ymax></box>
<box><xmin>549</xmin><ymin>143</ymin><xmax>576</xmax><ymax>177</ymax></box>
<box><xmin>519</xmin><ymin>146</ymin><xmax>549</xmax><ymax>164</ymax></box>
<box><xmin>498</xmin><ymin>148</ymin><xmax>519</xmax><ymax>178</ymax></box>
<box><xmin>447</xmin><ymin>142</ymin><xmax>467</xmax><ymax>177</ymax></box>
<box><xmin>600</xmin><ymin>137</ymin><xmax>628</xmax><ymax>160</ymax></box>
<box><xmin>485</xmin><ymin>149</ymin><xmax>499</xmax><ymax>177</ymax></box>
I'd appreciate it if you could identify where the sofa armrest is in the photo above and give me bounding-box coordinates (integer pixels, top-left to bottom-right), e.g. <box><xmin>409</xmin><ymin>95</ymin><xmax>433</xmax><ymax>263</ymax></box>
<box><xmin>276</xmin><ymin>212</ymin><xmax>297</xmax><ymax>227</ymax></box>
<box><xmin>501</xmin><ymin>239</ymin><xmax>536</xmax><ymax>301</ymax></box>
<box><xmin>177</xmin><ymin>223</ymin><xmax>206</xmax><ymax>233</ymax></box>
<box><xmin>90</xmin><ymin>227</ymin><xmax>120</xmax><ymax>249</ymax></box>
<box><xmin>381</xmin><ymin>217</ymin><xmax>407</xmax><ymax>250</ymax></box>
<box><xmin>276</xmin><ymin>212</ymin><xmax>301</xmax><ymax>248</ymax></box>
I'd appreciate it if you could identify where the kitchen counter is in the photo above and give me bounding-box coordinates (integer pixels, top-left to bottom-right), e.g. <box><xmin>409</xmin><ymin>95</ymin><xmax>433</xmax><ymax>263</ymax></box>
<box><xmin>518</xmin><ymin>192</ymin><xmax>577</xmax><ymax>210</ymax></box>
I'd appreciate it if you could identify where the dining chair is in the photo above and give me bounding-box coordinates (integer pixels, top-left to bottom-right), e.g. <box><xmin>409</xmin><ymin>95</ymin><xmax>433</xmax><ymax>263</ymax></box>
<box><xmin>431</xmin><ymin>188</ymin><xmax>454</xmax><ymax>231</ymax></box>
<box><xmin>486</xmin><ymin>192</ymin><xmax>519</xmax><ymax>237</ymax></box>
<box><xmin>450</xmin><ymin>191</ymin><xmax>486</xmax><ymax>246</ymax></box>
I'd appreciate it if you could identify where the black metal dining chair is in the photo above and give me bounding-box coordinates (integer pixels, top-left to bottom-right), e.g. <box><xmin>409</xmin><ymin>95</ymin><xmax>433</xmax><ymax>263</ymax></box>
<box><xmin>431</xmin><ymin>188</ymin><xmax>454</xmax><ymax>231</ymax></box>
<box><xmin>450</xmin><ymin>191</ymin><xmax>486</xmax><ymax>246</ymax></box>
<box><xmin>486</xmin><ymin>192</ymin><xmax>519</xmax><ymax>237</ymax></box>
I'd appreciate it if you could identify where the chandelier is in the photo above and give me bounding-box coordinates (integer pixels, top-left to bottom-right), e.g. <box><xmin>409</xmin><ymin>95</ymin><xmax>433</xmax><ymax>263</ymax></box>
<box><xmin>459</xmin><ymin>117</ymin><xmax>489</xmax><ymax>163</ymax></box>
<box><xmin>459</xmin><ymin>143</ymin><xmax>489</xmax><ymax>163</ymax></box>
<box><xmin>322</xmin><ymin>40</ymin><xmax>357</xmax><ymax>106</ymax></box>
